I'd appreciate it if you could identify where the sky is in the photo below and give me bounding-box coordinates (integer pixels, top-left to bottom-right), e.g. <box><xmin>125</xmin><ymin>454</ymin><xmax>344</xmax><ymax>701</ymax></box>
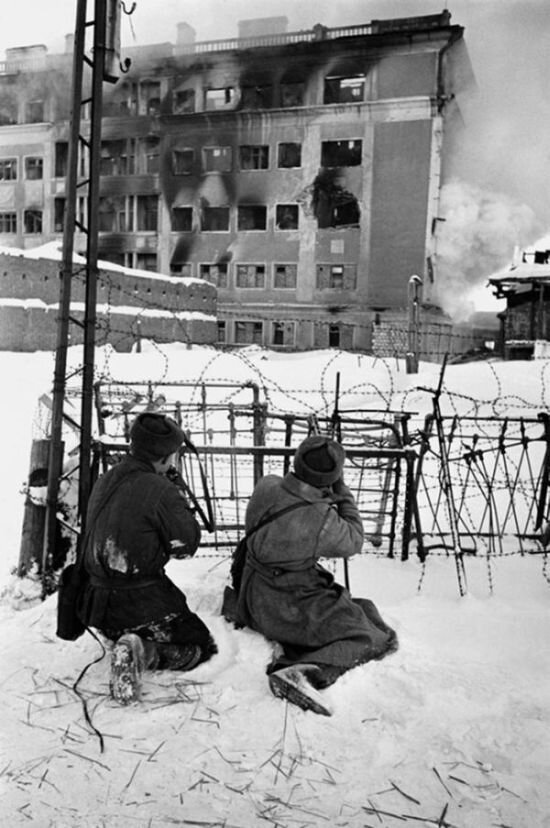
<box><xmin>1</xmin><ymin>0</ymin><xmax>549</xmax><ymax>313</ymax></box>
<box><xmin>1</xmin><ymin>343</ymin><xmax>550</xmax><ymax>826</ymax></box>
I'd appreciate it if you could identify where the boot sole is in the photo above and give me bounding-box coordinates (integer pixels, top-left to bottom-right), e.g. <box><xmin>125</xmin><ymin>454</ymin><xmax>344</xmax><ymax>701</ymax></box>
<box><xmin>110</xmin><ymin>641</ymin><xmax>141</xmax><ymax>705</ymax></box>
<box><xmin>269</xmin><ymin>672</ymin><xmax>332</xmax><ymax>716</ymax></box>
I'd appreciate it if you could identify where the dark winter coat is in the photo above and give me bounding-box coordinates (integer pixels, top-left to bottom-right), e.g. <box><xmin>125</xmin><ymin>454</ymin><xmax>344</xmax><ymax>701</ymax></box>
<box><xmin>78</xmin><ymin>455</ymin><xmax>201</xmax><ymax>634</ymax></box>
<box><xmin>235</xmin><ymin>472</ymin><xmax>396</xmax><ymax>670</ymax></box>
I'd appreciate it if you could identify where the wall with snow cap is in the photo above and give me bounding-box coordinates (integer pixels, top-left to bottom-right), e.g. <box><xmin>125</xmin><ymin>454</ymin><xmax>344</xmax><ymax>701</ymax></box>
<box><xmin>0</xmin><ymin>251</ymin><xmax>218</xmax><ymax>351</ymax></box>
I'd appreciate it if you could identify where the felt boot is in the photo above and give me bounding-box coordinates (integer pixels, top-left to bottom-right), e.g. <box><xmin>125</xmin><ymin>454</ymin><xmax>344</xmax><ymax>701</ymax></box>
<box><xmin>268</xmin><ymin>664</ymin><xmax>333</xmax><ymax>716</ymax></box>
<box><xmin>110</xmin><ymin>633</ymin><xmax>146</xmax><ymax>705</ymax></box>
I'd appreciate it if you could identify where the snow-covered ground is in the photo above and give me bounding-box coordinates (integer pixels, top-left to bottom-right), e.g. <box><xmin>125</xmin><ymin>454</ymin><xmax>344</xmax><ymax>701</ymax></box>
<box><xmin>1</xmin><ymin>345</ymin><xmax>549</xmax><ymax>828</ymax></box>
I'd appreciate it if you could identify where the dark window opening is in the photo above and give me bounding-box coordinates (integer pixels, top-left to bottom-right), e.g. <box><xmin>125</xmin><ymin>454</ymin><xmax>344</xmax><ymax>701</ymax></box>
<box><xmin>0</xmin><ymin>98</ymin><xmax>17</xmax><ymax>126</ymax></box>
<box><xmin>274</xmin><ymin>264</ymin><xmax>297</xmax><ymax>289</ymax></box>
<box><xmin>280</xmin><ymin>82</ymin><xmax>304</xmax><ymax>107</ymax></box>
<box><xmin>143</xmin><ymin>136</ymin><xmax>160</xmax><ymax>174</ymax></box>
<box><xmin>137</xmin><ymin>195</ymin><xmax>158</xmax><ymax>231</ymax></box>
<box><xmin>136</xmin><ymin>253</ymin><xmax>157</xmax><ymax>271</ymax></box>
<box><xmin>54</xmin><ymin>199</ymin><xmax>65</xmax><ymax>233</ymax></box>
<box><xmin>106</xmin><ymin>81</ymin><xmax>138</xmax><ymax>116</ymax></box>
<box><xmin>174</xmin><ymin>88</ymin><xmax>195</xmax><ymax>114</ymax></box>
<box><xmin>276</xmin><ymin>204</ymin><xmax>299</xmax><ymax>230</ymax></box>
<box><xmin>312</xmin><ymin>169</ymin><xmax>360</xmax><ymax>228</ymax></box>
<box><xmin>321</xmin><ymin>139</ymin><xmax>362</xmax><ymax>167</ymax></box>
<box><xmin>324</xmin><ymin>75</ymin><xmax>365</xmax><ymax>104</ymax></box>
<box><xmin>140</xmin><ymin>81</ymin><xmax>161</xmax><ymax>116</ymax></box>
<box><xmin>200</xmin><ymin>263</ymin><xmax>228</xmax><ymax>288</ymax></box>
<box><xmin>0</xmin><ymin>212</ymin><xmax>17</xmax><ymax>233</ymax></box>
<box><xmin>205</xmin><ymin>87</ymin><xmax>235</xmax><ymax>110</ymax></box>
<box><xmin>0</xmin><ymin>157</ymin><xmax>17</xmax><ymax>181</ymax></box>
<box><xmin>26</xmin><ymin>100</ymin><xmax>44</xmax><ymax>123</ymax></box>
<box><xmin>172</xmin><ymin>149</ymin><xmax>194</xmax><ymax>174</ymax></box>
<box><xmin>217</xmin><ymin>321</ymin><xmax>226</xmax><ymax>343</ymax></box>
<box><xmin>241</xmin><ymin>85</ymin><xmax>272</xmax><ymax>109</ymax></box>
<box><xmin>55</xmin><ymin>143</ymin><xmax>68</xmax><ymax>178</ymax></box>
<box><xmin>278</xmin><ymin>142</ymin><xmax>302</xmax><ymax>168</ymax></box>
<box><xmin>236</xmin><ymin>264</ymin><xmax>265</xmax><ymax>288</ymax></box>
<box><xmin>171</xmin><ymin>207</ymin><xmax>193</xmax><ymax>232</ymax></box>
<box><xmin>170</xmin><ymin>263</ymin><xmax>193</xmax><ymax>277</ymax></box>
<box><xmin>235</xmin><ymin>320</ymin><xmax>263</xmax><ymax>344</ymax></box>
<box><xmin>203</xmin><ymin>146</ymin><xmax>232</xmax><ymax>172</ymax></box>
<box><xmin>100</xmin><ymin>139</ymin><xmax>136</xmax><ymax>176</ymax></box>
<box><xmin>329</xmin><ymin>324</ymin><xmax>341</xmax><ymax>347</ymax></box>
<box><xmin>25</xmin><ymin>157</ymin><xmax>43</xmax><ymax>180</ymax></box>
<box><xmin>201</xmin><ymin>206</ymin><xmax>230</xmax><ymax>231</ymax></box>
<box><xmin>237</xmin><ymin>205</ymin><xmax>267</xmax><ymax>231</ymax></box>
<box><xmin>24</xmin><ymin>209</ymin><xmax>42</xmax><ymax>234</ymax></box>
<box><xmin>239</xmin><ymin>145</ymin><xmax>269</xmax><ymax>170</ymax></box>
<box><xmin>272</xmin><ymin>321</ymin><xmax>296</xmax><ymax>347</ymax></box>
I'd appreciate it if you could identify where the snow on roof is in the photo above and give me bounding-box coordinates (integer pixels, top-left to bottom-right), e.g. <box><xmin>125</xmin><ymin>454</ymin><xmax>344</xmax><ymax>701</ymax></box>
<box><xmin>488</xmin><ymin>262</ymin><xmax>550</xmax><ymax>284</ymax></box>
<box><xmin>0</xmin><ymin>243</ymin><xmax>209</xmax><ymax>287</ymax></box>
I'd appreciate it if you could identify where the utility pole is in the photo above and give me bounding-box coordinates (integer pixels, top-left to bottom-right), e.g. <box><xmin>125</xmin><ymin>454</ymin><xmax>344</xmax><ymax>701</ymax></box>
<box><xmin>42</xmin><ymin>0</ymin><xmax>123</xmax><ymax>592</ymax></box>
<box><xmin>406</xmin><ymin>274</ymin><xmax>423</xmax><ymax>374</ymax></box>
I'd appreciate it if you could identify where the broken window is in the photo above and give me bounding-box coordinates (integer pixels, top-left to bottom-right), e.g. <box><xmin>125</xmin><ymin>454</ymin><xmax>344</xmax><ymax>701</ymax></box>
<box><xmin>171</xmin><ymin>207</ymin><xmax>193</xmax><ymax>232</ymax></box>
<box><xmin>173</xmin><ymin>88</ymin><xmax>195</xmax><ymax>114</ymax></box>
<box><xmin>236</xmin><ymin>264</ymin><xmax>265</xmax><ymax>288</ymax></box>
<box><xmin>312</xmin><ymin>169</ymin><xmax>360</xmax><ymax>228</ymax></box>
<box><xmin>321</xmin><ymin>139</ymin><xmax>362</xmax><ymax>167</ymax></box>
<box><xmin>54</xmin><ymin>143</ymin><xmax>68</xmax><ymax>178</ymax></box>
<box><xmin>0</xmin><ymin>158</ymin><xmax>17</xmax><ymax>181</ymax></box>
<box><xmin>24</xmin><ymin>209</ymin><xmax>42</xmax><ymax>234</ymax></box>
<box><xmin>217</xmin><ymin>321</ymin><xmax>226</xmax><ymax>343</ymax></box>
<box><xmin>0</xmin><ymin>96</ymin><xmax>17</xmax><ymax>126</ymax></box>
<box><xmin>241</xmin><ymin>84</ymin><xmax>272</xmax><ymax>109</ymax></box>
<box><xmin>201</xmin><ymin>206</ymin><xmax>230</xmax><ymax>231</ymax></box>
<box><xmin>280</xmin><ymin>81</ymin><xmax>304</xmax><ymax>107</ymax></box>
<box><xmin>108</xmin><ymin>81</ymin><xmax>138</xmax><ymax>116</ymax></box>
<box><xmin>278</xmin><ymin>142</ymin><xmax>302</xmax><ymax>168</ymax></box>
<box><xmin>26</xmin><ymin>100</ymin><xmax>44</xmax><ymax>123</ymax></box>
<box><xmin>200</xmin><ymin>263</ymin><xmax>228</xmax><ymax>288</ymax></box>
<box><xmin>237</xmin><ymin>205</ymin><xmax>267</xmax><ymax>231</ymax></box>
<box><xmin>100</xmin><ymin>140</ymin><xmax>136</xmax><ymax>176</ymax></box>
<box><xmin>239</xmin><ymin>145</ymin><xmax>269</xmax><ymax>170</ymax></box>
<box><xmin>316</xmin><ymin>264</ymin><xmax>357</xmax><ymax>290</ymax></box>
<box><xmin>329</xmin><ymin>324</ymin><xmax>341</xmax><ymax>347</ymax></box>
<box><xmin>137</xmin><ymin>195</ymin><xmax>158</xmax><ymax>231</ymax></box>
<box><xmin>205</xmin><ymin>87</ymin><xmax>236</xmax><ymax>110</ymax></box>
<box><xmin>235</xmin><ymin>320</ymin><xmax>263</xmax><ymax>344</ymax></box>
<box><xmin>98</xmin><ymin>196</ymin><xmax>134</xmax><ymax>232</ymax></box>
<box><xmin>324</xmin><ymin>75</ymin><xmax>365</xmax><ymax>104</ymax></box>
<box><xmin>272</xmin><ymin>321</ymin><xmax>296</xmax><ymax>347</ymax></box>
<box><xmin>274</xmin><ymin>264</ymin><xmax>297</xmax><ymax>289</ymax></box>
<box><xmin>172</xmin><ymin>149</ymin><xmax>194</xmax><ymax>174</ymax></box>
<box><xmin>136</xmin><ymin>253</ymin><xmax>157</xmax><ymax>271</ymax></box>
<box><xmin>0</xmin><ymin>212</ymin><xmax>17</xmax><ymax>233</ymax></box>
<box><xmin>139</xmin><ymin>81</ymin><xmax>161</xmax><ymax>116</ymax></box>
<box><xmin>203</xmin><ymin>146</ymin><xmax>232</xmax><ymax>173</ymax></box>
<box><xmin>170</xmin><ymin>263</ymin><xmax>193</xmax><ymax>277</ymax></box>
<box><xmin>25</xmin><ymin>157</ymin><xmax>43</xmax><ymax>180</ymax></box>
<box><xmin>142</xmin><ymin>136</ymin><xmax>160</xmax><ymax>174</ymax></box>
<box><xmin>275</xmin><ymin>204</ymin><xmax>299</xmax><ymax>230</ymax></box>
<box><xmin>54</xmin><ymin>199</ymin><xmax>65</xmax><ymax>232</ymax></box>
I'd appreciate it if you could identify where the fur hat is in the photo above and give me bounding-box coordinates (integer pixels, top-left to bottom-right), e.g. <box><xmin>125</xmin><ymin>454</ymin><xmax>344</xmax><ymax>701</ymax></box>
<box><xmin>130</xmin><ymin>412</ymin><xmax>185</xmax><ymax>460</ymax></box>
<box><xmin>293</xmin><ymin>435</ymin><xmax>345</xmax><ymax>488</ymax></box>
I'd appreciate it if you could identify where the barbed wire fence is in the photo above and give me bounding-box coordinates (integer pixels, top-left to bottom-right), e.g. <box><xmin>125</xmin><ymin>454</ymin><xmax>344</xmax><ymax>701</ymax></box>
<box><xmin>20</xmin><ymin>268</ymin><xmax>550</xmax><ymax>594</ymax></box>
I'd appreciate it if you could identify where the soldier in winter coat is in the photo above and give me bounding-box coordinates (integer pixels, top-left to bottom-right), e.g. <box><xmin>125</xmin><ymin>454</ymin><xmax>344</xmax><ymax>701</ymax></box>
<box><xmin>78</xmin><ymin>412</ymin><xmax>216</xmax><ymax>704</ymax></box>
<box><xmin>233</xmin><ymin>435</ymin><xmax>397</xmax><ymax>715</ymax></box>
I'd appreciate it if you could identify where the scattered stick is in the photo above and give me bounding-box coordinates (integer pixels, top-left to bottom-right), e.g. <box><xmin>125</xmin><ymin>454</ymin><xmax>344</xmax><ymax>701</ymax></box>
<box><xmin>432</xmin><ymin>767</ymin><xmax>454</xmax><ymax>798</ymax></box>
<box><xmin>63</xmin><ymin>748</ymin><xmax>111</xmax><ymax>772</ymax></box>
<box><xmin>390</xmin><ymin>779</ymin><xmax>421</xmax><ymax>805</ymax></box>
<box><xmin>122</xmin><ymin>760</ymin><xmax>142</xmax><ymax>791</ymax></box>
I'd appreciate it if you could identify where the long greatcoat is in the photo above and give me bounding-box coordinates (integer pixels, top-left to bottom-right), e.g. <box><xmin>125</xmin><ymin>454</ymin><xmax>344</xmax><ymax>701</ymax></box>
<box><xmin>78</xmin><ymin>455</ymin><xmax>203</xmax><ymax>639</ymax></box>
<box><xmin>235</xmin><ymin>472</ymin><xmax>396</xmax><ymax>672</ymax></box>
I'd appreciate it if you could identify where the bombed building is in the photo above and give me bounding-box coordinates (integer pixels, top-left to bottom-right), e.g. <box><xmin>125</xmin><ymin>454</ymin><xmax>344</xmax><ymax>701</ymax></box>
<box><xmin>0</xmin><ymin>11</ymin><xmax>474</xmax><ymax>352</ymax></box>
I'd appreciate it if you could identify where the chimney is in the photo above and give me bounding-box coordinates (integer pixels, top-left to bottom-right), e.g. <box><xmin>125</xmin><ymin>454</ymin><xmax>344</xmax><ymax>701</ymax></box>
<box><xmin>238</xmin><ymin>17</ymin><xmax>288</xmax><ymax>39</ymax></box>
<box><xmin>175</xmin><ymin>22</ymin><xmax>196</xmax><ymax>53</ymax></box>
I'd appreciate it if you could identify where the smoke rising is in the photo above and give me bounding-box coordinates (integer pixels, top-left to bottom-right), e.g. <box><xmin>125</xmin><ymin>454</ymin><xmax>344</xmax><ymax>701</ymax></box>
<box><xmin>435</xmin><ymin>179</ymin><xmax>538</xmax><ymax>320</ymax></box>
